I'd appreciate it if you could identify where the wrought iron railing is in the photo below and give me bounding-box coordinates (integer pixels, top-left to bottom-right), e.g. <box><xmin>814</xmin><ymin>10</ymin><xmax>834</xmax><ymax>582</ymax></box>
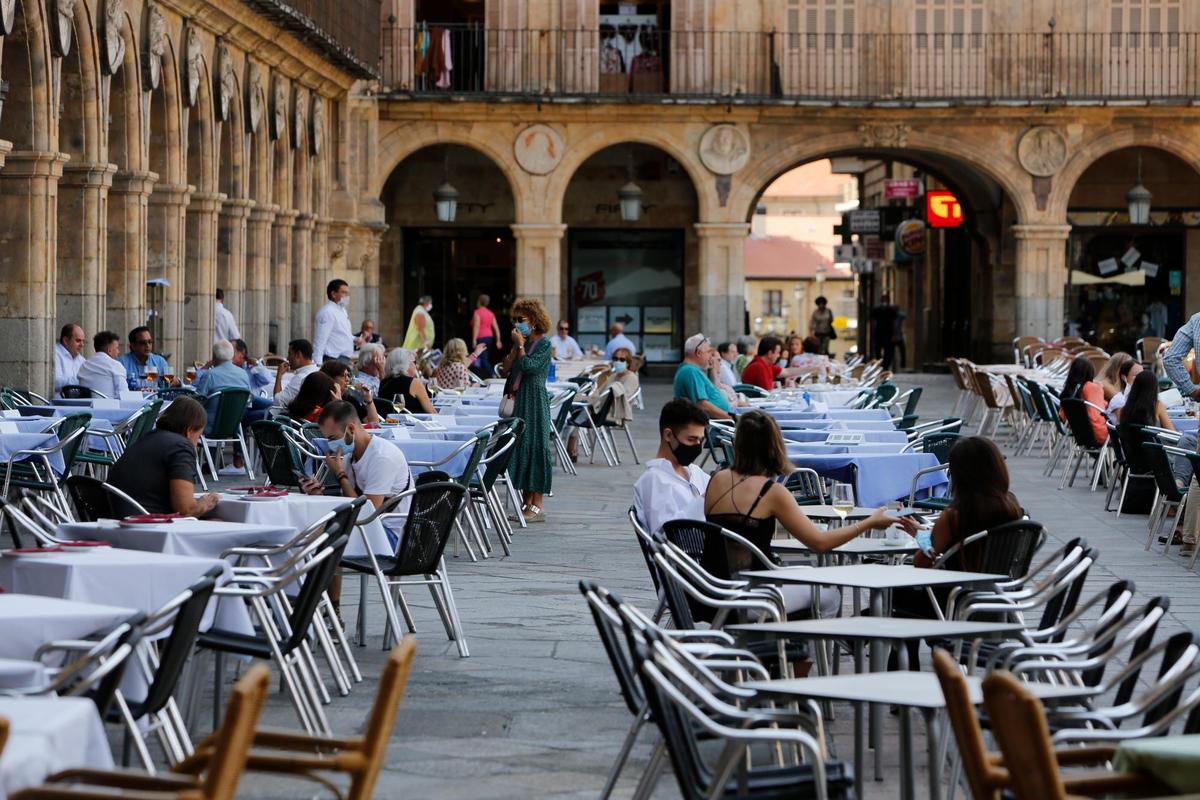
<box><xmin>381</xmin><ymin>27</ymin><xmax>1200</xmax><ymax>102</ymax></box>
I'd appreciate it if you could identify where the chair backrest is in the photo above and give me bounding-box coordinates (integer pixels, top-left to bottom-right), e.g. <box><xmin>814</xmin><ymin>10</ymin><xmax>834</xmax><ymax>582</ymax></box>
<box><xmin>356</xmin><ymin>637</ymin><xmax>417</xmax><ymax>799</ymax></box>
<box><xmin>59</xmin><ymin>384</ymin><xmax>97</xmax><ymax>399</ymax></box>
<box><xmin>389</xmin><ymin>482</ymin><xmax>467</xmax><ymax>576</ymax></box>
<box><xmin>56</xmin><ymin>412</ymin><xmax>93</xmax><ymax>472</ymax></box>
<box><xmin>201</xmin><ymin>663</ymin><xmax>271</xmax><ymax>799</ymax></box>
<box><xmin>283</xmin><ymin>533</ymin><xmax>352</xmax><ymax>652</ymax></box>
<box><xmin>1059</xmin><ymin>397</ymin><xmax>1102</xmax><ymax>448</ymax></box>
<box><xmin>204</xmin><ymin>388</ymin><xmax>251</xmax><ymax>438</ymax></box>
<box><xmin>125</xmin><ymin>399</ymin><xmax>163</xmax><ymax>448</ymax></box>
<box><xmin>64</xmin><ymin>474</ymin><xmax>148</xmax><ymax>521</ymax></box>
<box><xmin>580</xmin><ymin>580</ymin><xmax>644</xmax><ymax>716</ymax></box>
<box><xmin>932</xmin><ymin>649</ymin><xmax>1003</xmax><ymax>800</ymax></box>
<box><xmin>140</xmin><ymin>568</ymin><xmax>220</xmax><ymax>717</ymax></box>
<box><xmin>982</xmin><ymin>669</ymin><xmax>1068</xmax><ymax>800</ymax></box>
<box><xmin>249</xmin><ymin>420</ymin><xmax>305</xmax><ymax>488</ymax></box>
<box><xmin>1141</xmin><ymin>442</ymin><xmax>1184</xmax><ymax>499</ymax></box>
<box><xmin>921</xmin><ymin>432</ymin><xmax>960</xmax><ymax>464</ymax></box>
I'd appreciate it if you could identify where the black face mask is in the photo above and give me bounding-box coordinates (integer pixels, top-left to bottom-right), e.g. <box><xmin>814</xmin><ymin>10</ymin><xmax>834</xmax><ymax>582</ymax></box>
<box><xmin>669</xmin><ymin>435</ymin><xmax>704</xmax><ymax>467</ymax></box>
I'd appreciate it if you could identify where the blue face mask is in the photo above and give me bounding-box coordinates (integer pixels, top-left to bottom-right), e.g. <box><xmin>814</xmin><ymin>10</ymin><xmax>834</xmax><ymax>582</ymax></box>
<box><xmin>515</xmin><ymin>322</ymin><xmax>531</xmax><ymax>337</ymax></box>
<box><xmin>612</xmin><ymin>360</ymin><xmax>627</xmax><ymax>374</ymax></box>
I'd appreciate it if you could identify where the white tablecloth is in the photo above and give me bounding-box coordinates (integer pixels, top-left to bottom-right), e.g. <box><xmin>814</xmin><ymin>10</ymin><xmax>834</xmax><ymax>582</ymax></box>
<box><xmin>55</xmin><ymin>519</ymin><xmax>295</xmax><ymax>561</ymax></box>
<box><xmin>0</xmin><ymin>548</ymin><xmax>252</xmax><ymax>635</ymax></box>
<box><xmin>0</xmin><ymin>658</ymin><xmax>48</xmax><ymax>691</ymax></box>
<box><xmin>0</xmin><ymin>696</ymin><xmax>114</xmax><ymax>798</ymax></box>
<box><xmin>0</xmin><ymin>594</ymin><xmax>136</xmax><ymax>662</ymax></box>
<box><xmin>211</xmin><ymin>493</ymin><xmax>391</xmax><ymax>558</ymax></box>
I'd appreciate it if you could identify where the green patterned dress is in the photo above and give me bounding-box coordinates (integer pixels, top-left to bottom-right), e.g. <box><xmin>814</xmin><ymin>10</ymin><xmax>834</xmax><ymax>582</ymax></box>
<box><xmin>507</xmin><ymin>336</ymin><xmax>553</xmax><ymax>494</ymax></box>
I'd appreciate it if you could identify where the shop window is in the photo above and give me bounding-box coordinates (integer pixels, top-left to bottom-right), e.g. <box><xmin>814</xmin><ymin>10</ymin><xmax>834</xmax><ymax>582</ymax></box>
<box><xmin>764</xmin><ymin>289</ymin><xmax>783</xmax><ymax>317</ymax></box>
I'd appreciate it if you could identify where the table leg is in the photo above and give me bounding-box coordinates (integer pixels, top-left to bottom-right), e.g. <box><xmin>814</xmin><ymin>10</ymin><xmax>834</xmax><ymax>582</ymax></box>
<box><xmin>870</xmin><ymin>589</ymin><xmax>883</xmax><ymax>781</ymax></box>
<box><xmin>854</xmin><ymin>640</ymin><xmax>864</xmax><ymax>800</ymax></box>
<box><xmin>923</xmin><ymin>708</ymin><xmax>943</xmax><ymax>800</ymax></box>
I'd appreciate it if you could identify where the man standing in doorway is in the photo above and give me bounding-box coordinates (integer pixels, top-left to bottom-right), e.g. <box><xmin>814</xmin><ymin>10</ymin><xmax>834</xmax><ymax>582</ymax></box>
<box><xmin>403</xmin><ymin>295</ymin><xmax>436</xmax><ymax>351</ymax></box>
<box><xmin>313</xmin><ymin>279</ymin><xmax>354</xmax><ymax>364</ymax></box>
<box><xmin>214</xmin><ymin>288</ymin><xmax>241</xmax><ymax>344</ymax></box>
<box><xmin>870</xmin><ymin>293</ymin><xmax>898</xmax><ymax>370</ymax></box>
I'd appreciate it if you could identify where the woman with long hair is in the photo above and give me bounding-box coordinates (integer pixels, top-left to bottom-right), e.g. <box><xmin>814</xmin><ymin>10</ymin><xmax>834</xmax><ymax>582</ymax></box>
<box><xmin>286</xmin><ymin>371</ymin><xmax>338</xmax><ymax>422</ymax></box>
<box><xmin>1059</xmin><ymin>355</ymin><xmax>1108</xmax><ymax>443</ymax></box>
<box><xmin>501</xmin><ymin>297</ymin><xmax>554</xmax><ymax>521</ymax></box>
<box><xmin>704</xmin><ymin>410</ymin><xmax>916</xmax><ymax>616</ymax></box>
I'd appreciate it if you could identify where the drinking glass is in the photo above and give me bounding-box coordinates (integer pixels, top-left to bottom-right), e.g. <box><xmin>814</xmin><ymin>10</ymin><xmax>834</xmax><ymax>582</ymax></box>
<box><xmin>830</xmin><ymin>483</ymin><xmax>855</xmax><ymax>525</ymax></box>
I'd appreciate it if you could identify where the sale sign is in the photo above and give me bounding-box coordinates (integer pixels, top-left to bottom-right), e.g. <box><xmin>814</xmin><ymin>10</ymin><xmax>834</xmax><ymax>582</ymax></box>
<box><xmin>926</xmin><ymin>190</ymin><xmax>964</xmax><ymax>228</ymax></box>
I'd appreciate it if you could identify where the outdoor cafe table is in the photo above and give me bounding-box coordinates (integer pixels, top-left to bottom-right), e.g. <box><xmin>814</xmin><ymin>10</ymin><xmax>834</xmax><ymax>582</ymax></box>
<box><xmin>733</xmin><ymin>618</ymin><xmax>1025</xmax><ymax>800</ymax></box>
<box><xmin>786</xmin><ymin>449</ymin><xmax>947</xmax><ymax>507</ymax></box>
<box><xmin>739</xmin><ymin>564</ymin><xmax>1006</xmax><ymax>798</ymax></box>
<box><xmin>210</xmin><ymin>492</ymin><xmax>393</xmax><ymax>559</ymax></box>
<box><xmin>0</xmin><ymin>696</ymin><xmax>114</xmax><ymax>798</ymax></box>
<box><xmin>55</xmin><ymin>518</ymin><xmax>296</xmax><ymax>561</ymax></box>
<box><xmin>0</xmin><ymin>547</ymin><xmax>253</xmax><ymax>635</ymax></box>
<box><xmin>1114</xmin><ymin>734</ymin><xmax>1200</xmax><ymax>794</ymax></box>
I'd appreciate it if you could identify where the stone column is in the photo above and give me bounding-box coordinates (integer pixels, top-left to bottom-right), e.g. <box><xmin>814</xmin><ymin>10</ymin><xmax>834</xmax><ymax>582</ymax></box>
<box><xmin>1012</xmin><ymin>223</ymin><xmax>1072</xmax><ymax>343</ymax></box>
<box><xmin>0</xmin><ymin>148</ymin><xmax>64</xmax><ymax>395</ymax></box>
<box><xmin>107</xmin><ymin>170</ymin><xmax>156</xmax><ymax>340</ymax></box>
<box><xmin>512</xmin><ymin>223</ymin><xmax>567</xmax><ymax>323</ymax></box>
<box><xmin>185</xmin><ymin>191</ymin><xmax>225</xmax><ymax>366</ymax></box>
<box><xmin>246</xmin><ymin>204</ymin><xmax>278</xmax><ymax>353</ymax></box>
<box><xmin>147</xmin><ymin>183</ymin><xmax>191</xmax><ymax>365</ymax></box>
<box><xmin>272</xmin><ymin>209</ymin><xmax>300</xmax><ymax>349</ymax></box>
<box><xmin>694</xmin><ymin>222</ymin><xmax>750</xmax><ymax>343</ymax></box>
<box><xmin>217</xmin><ymin>197</ymin><xmax>254</xmax><ymax>332</ymax></box>
<box><xmin>57</xmin><ymin>162</ymin><xmax>116</xmax><ymax>338</ymax></box>
<box><xmin>291</xmin><ymin>213</ymin><xmax>316</xmax><ymax>342</ymax></box>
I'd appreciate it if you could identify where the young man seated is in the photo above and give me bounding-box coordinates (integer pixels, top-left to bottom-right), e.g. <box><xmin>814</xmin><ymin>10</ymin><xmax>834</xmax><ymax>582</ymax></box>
<box><xmin>632</xmin><ymin>399</ymin><xmax>711</xmax><ymax>537</ymax></box>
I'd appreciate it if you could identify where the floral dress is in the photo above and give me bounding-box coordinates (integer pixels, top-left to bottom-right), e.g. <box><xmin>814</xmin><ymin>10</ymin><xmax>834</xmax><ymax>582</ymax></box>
<box><xmin>507</xmin><ymin>337</ymin><xmax>552</xmax><ymax>494</ymax></box>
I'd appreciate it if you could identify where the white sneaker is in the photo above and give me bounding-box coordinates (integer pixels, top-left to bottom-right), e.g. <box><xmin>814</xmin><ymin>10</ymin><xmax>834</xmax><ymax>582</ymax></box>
<box><xmin>218</xmin><ymin>465</ymin><xmax>243</xmax><ymax>475</ymax></box>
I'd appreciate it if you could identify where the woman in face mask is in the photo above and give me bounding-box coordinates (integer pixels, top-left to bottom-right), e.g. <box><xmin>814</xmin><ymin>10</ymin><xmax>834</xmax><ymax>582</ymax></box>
<box><xmin>499</xmin><ymin>298</ymin><xmax>554</xmax><ymax>522</ymax></box>
<box><xmin>565</xmin><ymin>347</ymin><xmax>640</xmax><ymax>462</ymax></box>
<box><xmin>704</xmin><ymin>410</ymin><xmax>917</xmax><ymax>618</ymax></box>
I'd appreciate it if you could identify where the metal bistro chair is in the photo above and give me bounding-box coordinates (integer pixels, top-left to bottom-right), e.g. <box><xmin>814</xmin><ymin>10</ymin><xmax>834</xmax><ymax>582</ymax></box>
<box><xmin>200</xmin><ymin>388</ymin><xmax>254</xmax><ymax>480</ymax></box>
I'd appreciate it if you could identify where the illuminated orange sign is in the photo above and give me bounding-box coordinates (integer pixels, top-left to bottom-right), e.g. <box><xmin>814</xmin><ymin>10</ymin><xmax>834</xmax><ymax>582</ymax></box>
<box><xmin>926</xmin><ymin>190</ymin><xmax>964</xmax><ymax>228</ymax></box>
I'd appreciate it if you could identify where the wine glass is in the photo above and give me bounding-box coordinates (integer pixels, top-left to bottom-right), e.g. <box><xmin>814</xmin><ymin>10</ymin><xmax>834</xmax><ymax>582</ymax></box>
<box><xmin>830</xmin><ymin>483</ymin><xmax>855</xmax><ymax>526</ymax></box>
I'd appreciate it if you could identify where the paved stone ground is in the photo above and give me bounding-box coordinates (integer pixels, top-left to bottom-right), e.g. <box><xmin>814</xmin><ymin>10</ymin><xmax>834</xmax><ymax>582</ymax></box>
<box><xmin>187</xmin><ymin>374</ymin><xmax>1198</xmax><ymax>798</ymax></box>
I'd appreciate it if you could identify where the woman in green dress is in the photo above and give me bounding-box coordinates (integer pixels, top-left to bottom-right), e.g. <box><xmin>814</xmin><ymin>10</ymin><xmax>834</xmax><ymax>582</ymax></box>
<box><xmin>502</xmin><ymin>297</ymin><xmax>553</xmax><ymax>522</ymax></box>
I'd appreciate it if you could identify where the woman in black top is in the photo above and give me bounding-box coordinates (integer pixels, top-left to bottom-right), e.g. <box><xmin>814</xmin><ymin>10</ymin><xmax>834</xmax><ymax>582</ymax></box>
<box><xmin>109</xmin><ymin>397</ymin><xmax>220</xmax><ymax>516</ymax></box>
<box><xmin>704</xmin><ymin>410</ymin><xmax>915</xmax><ymax>617</ymax></box>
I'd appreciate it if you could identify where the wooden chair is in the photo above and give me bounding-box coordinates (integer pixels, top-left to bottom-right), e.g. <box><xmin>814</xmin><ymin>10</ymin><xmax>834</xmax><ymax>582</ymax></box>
<box><xmin>12</xmin><ymin>664</ymin><xmax>271</xmax><ymax>800</ymax></box>
<box><xmin>981</xmin><ymin>666</ymin><xmax>1172</xmax><ymax>800</ymax></box>
<box><xmin>185</xmin><ymin>638</ymin><xmax>416</xmax><ymax>800</ymax></box>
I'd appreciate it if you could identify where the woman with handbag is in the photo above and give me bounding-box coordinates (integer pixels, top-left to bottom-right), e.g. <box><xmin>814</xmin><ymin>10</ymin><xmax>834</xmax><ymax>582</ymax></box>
<box><xmin>500</xmin><ymin>297</ymin><xmax>553</xmax><ymax>523</ymax></box>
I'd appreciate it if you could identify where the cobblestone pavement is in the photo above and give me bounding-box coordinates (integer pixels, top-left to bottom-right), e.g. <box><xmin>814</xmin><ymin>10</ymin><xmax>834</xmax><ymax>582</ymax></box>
<box><xmin>214</xmin><ymin>374</ymin><xmax>1197</xmax><ymax>798</ymax></box>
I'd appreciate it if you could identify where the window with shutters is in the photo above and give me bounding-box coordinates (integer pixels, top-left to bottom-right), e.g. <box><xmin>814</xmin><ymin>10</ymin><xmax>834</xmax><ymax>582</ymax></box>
<box><xmin>786</xmin><ymin>0</ymin><xmax>857</xmax><ymax>50</ymax></box>
<box><xmin>915</xmin><ymin>0</ymin><xmax>984</xmax><ymax>50</ymax></box>
<box><xmin>1110</xmin><ymin>0</ymin><xmax>1181</xmax><ymax>48</ymax></box>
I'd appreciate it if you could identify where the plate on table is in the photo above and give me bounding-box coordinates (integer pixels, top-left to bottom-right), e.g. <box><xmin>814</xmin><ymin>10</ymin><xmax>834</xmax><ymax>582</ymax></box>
<box><xmin>2</xmin><ymin>547</ymin><xmax>65</xmax><ymax>557</ymax></box>
<box><xmin>59</xmin><ymin>540</ymin><xmax>112</xmax><ymax>552</ymax></box>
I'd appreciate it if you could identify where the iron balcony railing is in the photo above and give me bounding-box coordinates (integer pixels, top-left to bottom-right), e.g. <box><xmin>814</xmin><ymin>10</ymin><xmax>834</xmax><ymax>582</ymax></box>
<box><xmin>381</xmin><ymin>26</ymin><xmax>1200</xmax><ymax>103</ymax></box>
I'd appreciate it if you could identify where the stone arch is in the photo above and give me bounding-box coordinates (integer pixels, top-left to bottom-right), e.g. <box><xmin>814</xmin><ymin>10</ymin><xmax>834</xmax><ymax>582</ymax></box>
<box><xmin>1048</xmin><ymin>127</ymin><xmax>1200</xmax><ymax>222</ymax></box>
<box><xmin>375</xmin><ymin>121</ymin><xmax>525</xmax><ymax>217</ymax></box>
<box><xmin>56</xmin><ymin>0</ymin><xmax>111</xmax><ymax>340</ymax></box>
<box><xmin>547</xmin><ymin>125</ymin><xmax>714</xmax><ymax>224</ymax></box>
<box><xmin>0</xmin><ymin>0</ymin><xmax>54</xmax><ymax>151</ymax></box>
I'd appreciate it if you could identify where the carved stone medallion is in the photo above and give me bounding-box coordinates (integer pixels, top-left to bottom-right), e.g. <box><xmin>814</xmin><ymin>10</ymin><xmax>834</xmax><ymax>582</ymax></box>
<box><xmin>50</xmin><ymin>0</ymin><xmax>77</xmax><ymax>58</ymax></box>
<box><xmin>857</xmin><ymin>123</ymin><xmax>911</xmax><ymax>149</ymax></box>
<box><xmin>292</xmin><ymin>86</ymin><xmax>308</xmax><ymax>150</ymax></box>
<box><xmin>0</xmin><ymin>0</ymin><xmax>15</xmax><ymax>37</ymax></box>
<box><xmin>141</xmin><ymin>1</ymin><xmax>165</xmax><ymax>90</ymax></box>
<box><xmin>215</xmin><ymin>41</ymin><xmax>235</xmax><ymax>121</ymax></box>
<box><xmin>698</xmin><ymin>125</ymin><xmax>750</xmax><ymax>175</ymax></box>
<box><xmin>100</xmin><ymin>0</ymin><xmax>125</xmax><ymax>75</ymax></box>
<box><xmin>513</xmin><ymin>124</ymin><xmax>564</xmax><ymax>175</ymax></box>
<box><xmin>181</xmin><ymin>23</ymin><xmax>202</xmax><ymax>108</ymax></box>
<box><xmin>270</xmin><ymin>75</ymin><xmax>287</xmax><ymax>141</ymax></box>
<box><xmin>245</xmin><ymin>61</ymin><xmax>265</xmax><ymax>134</ymax></box>
<box><xmin>1017</xmin><ymin>126</ymin><xmax>1068</xmax><ymax>177</ymax></box>
<box><xmin>310</xmin><ymin>96</ymin><xmax>324</xmax><ymax>156</ymax></box>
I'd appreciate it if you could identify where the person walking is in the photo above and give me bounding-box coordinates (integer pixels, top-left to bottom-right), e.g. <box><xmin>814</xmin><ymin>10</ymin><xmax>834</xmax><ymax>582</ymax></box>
<box><xmin>403</xmin><ymin>295</ymin><xmax>436</xmax><ymax>352</ymax></box>
<box><xmin>501</xmin><ymin>297</ymin><xmax>553</xmax><ymax>522</ymax></box>
<box><xmin>809</xmin><ymin>296</ymin><xmax>835</xmax><ymax>355</ymax></box>
<box><xmin>470</xmin><ymin>294</ymin><xmax>502</xmax><ymax>378</ymax></box>
<box><xmin>313</xmin><ymin>279</ymin><xmax>354</xmax><ymax>363</ymax></box>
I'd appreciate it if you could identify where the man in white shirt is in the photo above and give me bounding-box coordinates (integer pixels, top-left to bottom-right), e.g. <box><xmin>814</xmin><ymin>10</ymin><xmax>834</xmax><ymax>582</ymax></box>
<box><xmin>549</xmin><ymin>320</ymin><xmax>583</xmax><ymax>360</ymax></box>
<box><xmin>214</xmin><ymin>288</ymin><xmax>241</xmax><ymax>344</ymax></box>
<box><xmin>632</xmin><ymin>399</ymin><xmax>711</xmax><ymax>537</ymax></box>
<box><xmin>54</xmin><ymin>323</ymin><xmax>87</xmax><ymax>396</ymax></box>
<box><xmin>272</xmin><ymin>338</ymin><xmax>319</xmax><ymax>409</ymax></box>
<box><xmin>76</xmin><ymin>330</ymin><xmax>128</xmax><ymax>398</ymax></box>
<box><xmin>313</xmin><ymin>278</ymin><xmax>354</xmax><ymax>363</ymax></box>
<box><xmin>303</xmin><ymin>400</ymin><xmax>411</xmax><ymax>516</ymax></box>
<box><xmin>604</xmin><ymin>322</ymin><xmax>638</xmax><ymax>360</ymax></box>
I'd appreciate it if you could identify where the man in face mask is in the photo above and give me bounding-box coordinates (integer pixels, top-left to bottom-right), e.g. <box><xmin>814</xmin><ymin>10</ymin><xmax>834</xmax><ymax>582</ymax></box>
<box><xmin>313</xmin><ymin>278</ymin><xmax>355</xmax><ymax>364</ymax></box>
<box><xmin>633</xmin><ymin>399</ymin><xmax>711</xmax><ymax>537</ymax></box>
